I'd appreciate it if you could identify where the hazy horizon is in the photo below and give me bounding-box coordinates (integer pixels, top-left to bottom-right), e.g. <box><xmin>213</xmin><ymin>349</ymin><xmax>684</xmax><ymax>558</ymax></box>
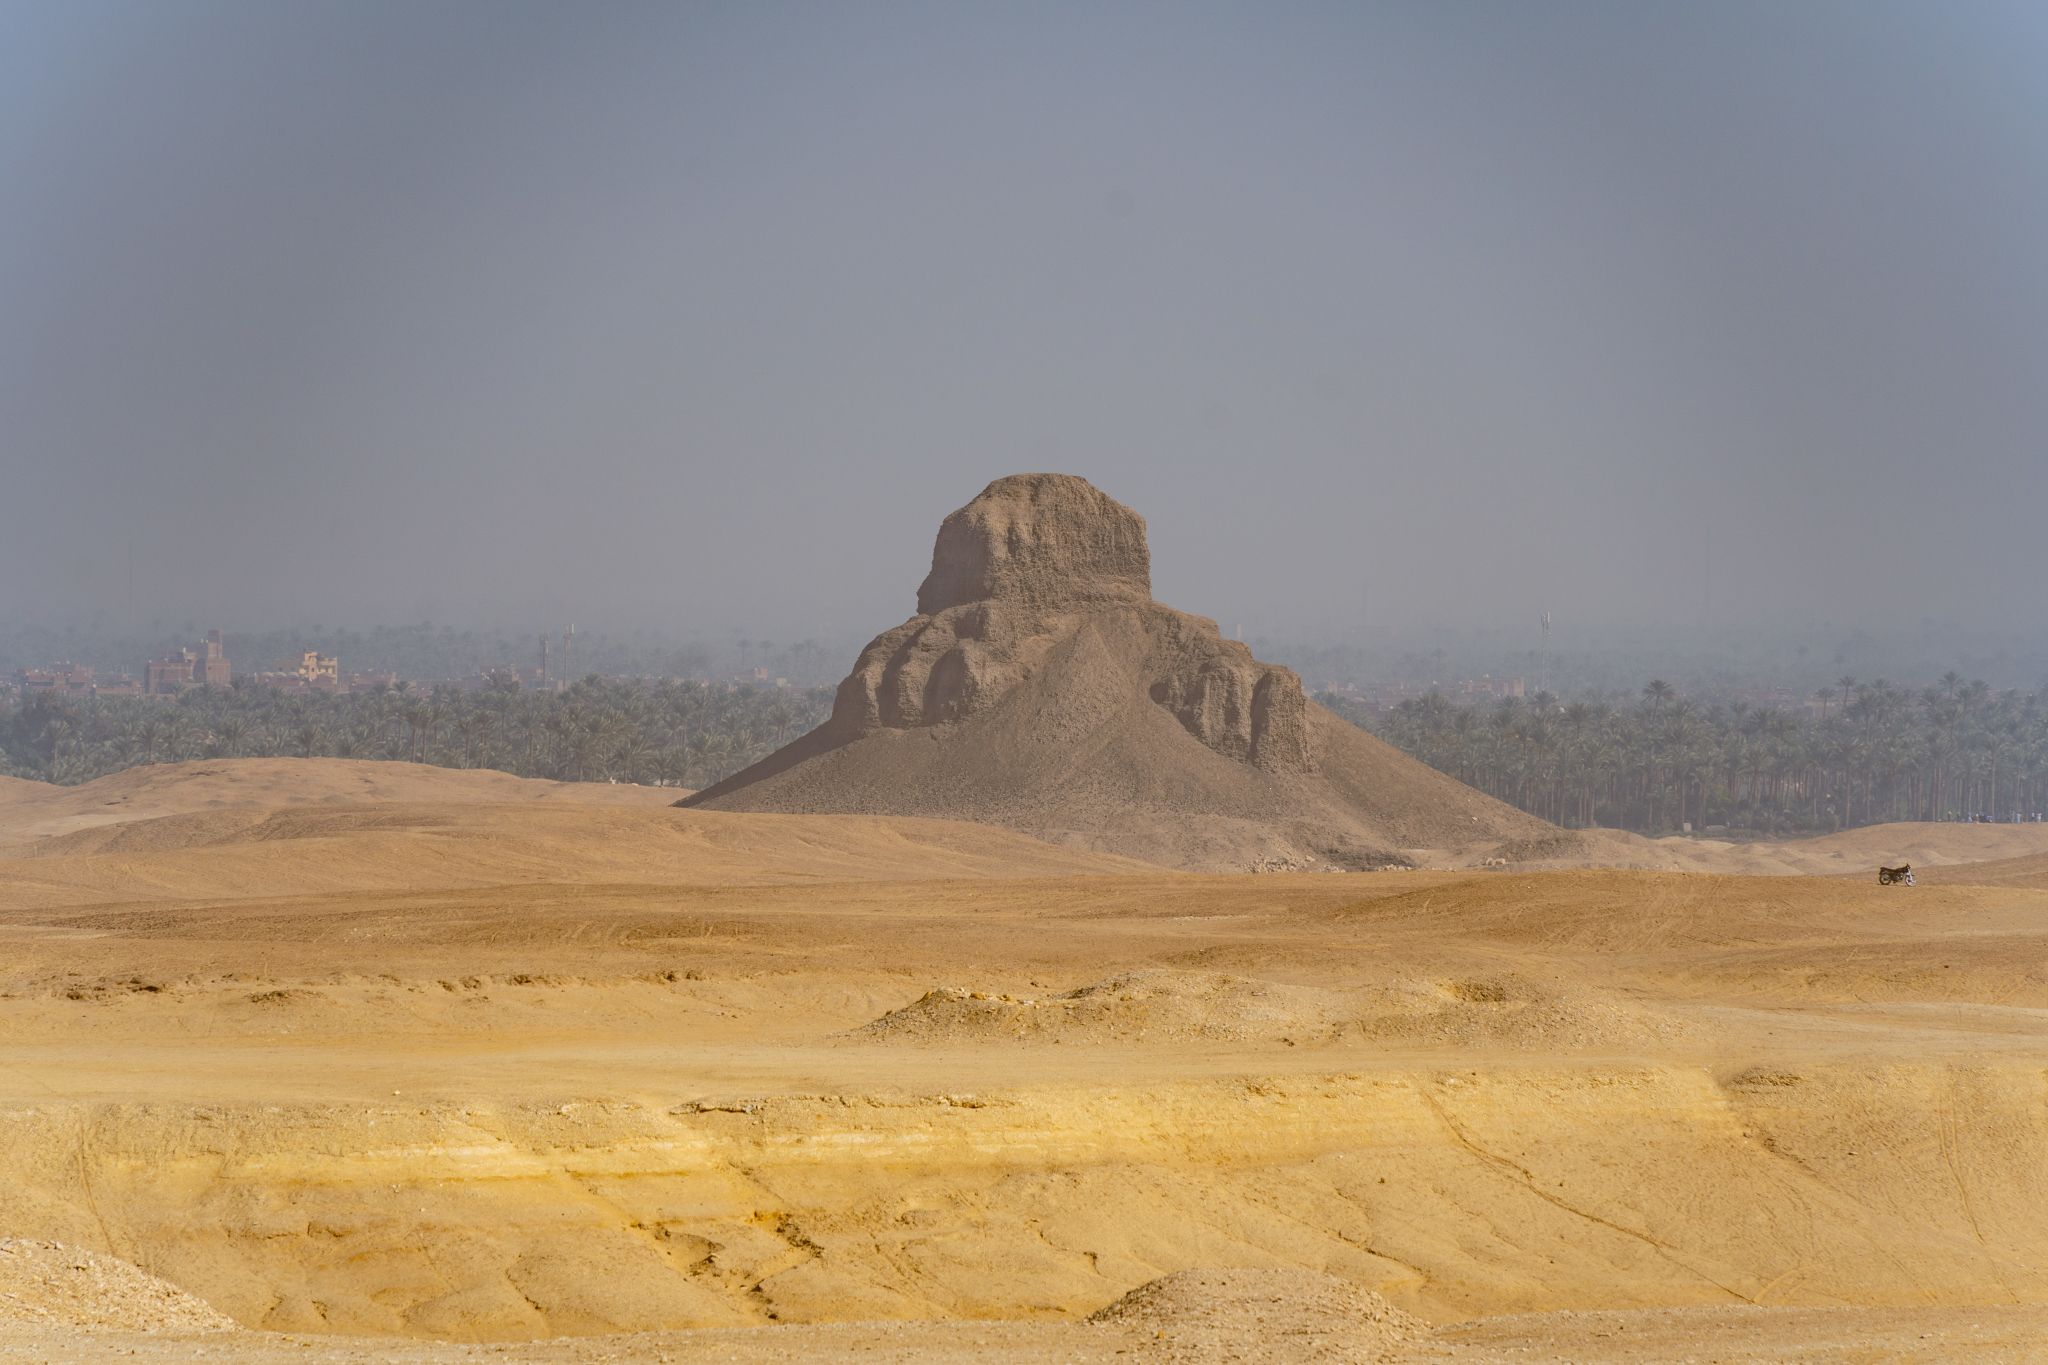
<box><xmin>6</xmin><ymin>3</ymin><xmax>2047</xmax><ymax>643</ymax></box>
<box><xmin>8</xmin><ymin>611</ymin><xmax>2048</xmax><ymax>703</ymax></box>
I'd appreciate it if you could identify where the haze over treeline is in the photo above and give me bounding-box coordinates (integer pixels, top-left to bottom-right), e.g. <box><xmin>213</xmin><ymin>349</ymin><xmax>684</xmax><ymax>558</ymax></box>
<box><xmin>6</xmin><ymin>615</ymin><xmax>2047</xmax><ymax>703</ymax></box>
<box><xmin>4</xmin><ymin>3</ymin><xmax>2047</xmax><ymax>641</ymax></box>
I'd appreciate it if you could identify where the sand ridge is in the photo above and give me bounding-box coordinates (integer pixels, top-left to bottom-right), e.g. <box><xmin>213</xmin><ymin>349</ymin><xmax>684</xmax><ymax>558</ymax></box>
<box><xmin>0</xmin><ymin>757</ymin><xmax>687</xmax><ymax>851</ymax></box>
<box><xmin>0</xmin><ymin>801</ymin><xmax>1160</xmax><ymax>912</ymax></box>
<box><xmin>1501</xmin><ymin>821</ymin><xmax>2048</xmax><ymax>877</ymax></box>
<box><xmin>12</xmin><ymin>756</ymin><xmax>2046</xmax><ymax>885</ymax></box>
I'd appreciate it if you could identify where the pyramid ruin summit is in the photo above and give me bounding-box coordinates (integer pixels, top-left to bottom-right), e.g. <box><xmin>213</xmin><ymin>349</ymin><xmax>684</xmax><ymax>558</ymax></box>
<box><xmin>682</xmin><ymin>474</ymin><xmax>1549</xmax><ymax>869</ymax></box>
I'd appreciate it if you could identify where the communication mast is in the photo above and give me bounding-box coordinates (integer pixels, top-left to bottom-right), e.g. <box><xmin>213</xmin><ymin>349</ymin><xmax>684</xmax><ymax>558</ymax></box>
<box><xmin>1539</xmin><ymin>612</ymin><xmax>1551</xmax><ymax>697</ymax></box>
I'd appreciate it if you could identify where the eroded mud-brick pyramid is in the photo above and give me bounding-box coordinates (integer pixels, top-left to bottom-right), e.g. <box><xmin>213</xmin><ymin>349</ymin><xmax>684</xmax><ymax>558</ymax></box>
<box><xmin>683</xmin><ymin>474</ymin><xmax>1547</xmax><ymax>869</ymax></box>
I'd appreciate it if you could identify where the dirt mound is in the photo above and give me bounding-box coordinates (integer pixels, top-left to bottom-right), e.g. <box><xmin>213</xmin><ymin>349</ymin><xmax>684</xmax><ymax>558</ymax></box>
<box><xmin>1758</xmin><ymin>821</ymin><xmax>2048</xmax><ymax>872</ymax></box>
<box><xmin>0</xmin><ymin>1240</ymin><xmax>236</xmax><ymax>1332</ymax></box>
<box><xmin>1345</xmin><ymin>974</ymin><xmax>1687</xmax><ymax>1050</ymax></box>
<box><xmin>684</xmin><ymin>475</ymin><xmax>1547</xmax><ymax>870</ymax></box>
<box><xmin>853</xmin><ymin>969</ymin><xmax>1683</xmax><ymax>1052</ymax></box>
<box><xmin>854</xmin><ymin>970</ymin><xmax>1344</xmax><ymax>1044</ymax></box>
<box><xmin>1090</xmin><ymin>1268</ymin><xmax>1419</xmax><ymax>1363</ymax></box>
<box><xmin>1914</xmin><ymin>849</ymin><xmax>2048</xmax><ymax>888</ymax></box>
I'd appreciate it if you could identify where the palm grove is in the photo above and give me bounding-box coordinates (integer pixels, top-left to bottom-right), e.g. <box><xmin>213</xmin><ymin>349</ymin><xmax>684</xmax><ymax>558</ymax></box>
<box><xmin>1</xmin><ymin>676</ymin><xmax>834</xmax><ymax>791</ymax></box>
<box><xmin>1321</xmin><ymin>673</ymin><xmax>2048</xmax><ymax>834</ymax></box>
<box><xmin>8</xmin><ymin>670</ymin><xmax>2047</xmax><ymax>834</ymax></box>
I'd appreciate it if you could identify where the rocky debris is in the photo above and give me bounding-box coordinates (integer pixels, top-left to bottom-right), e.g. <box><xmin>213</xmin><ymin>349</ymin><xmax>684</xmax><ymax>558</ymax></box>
<box><xmin>1345</xmin><ymin>975</ymin><xmax>1688</xmax><ymax>1051</ymax></box>
<box><xmin>1494</xmin><ymin>832</ymin><xmax>1598</xmax><ymax>863</ymax></box>
<box><xmin>1247</xmin><ymin>853</ymin><xmax>1342</xmax><ymax>873</ymax></box>
<box><xmin>684</xmin><ymin>473</ymin><xmax>1551</xmax><ymax>870</ymax></box>
<box><xmin>849</xmin><ymin>970</ymin><xmax>1689</xmax><ymax>1053</ymax></box>
<box><xmin>0</xmin><ymin>1240</ymin><xmax>237</xmax><ymax>1333</ymax></box>
<box><xmin>851</xmin><ymin>971</ymin><xmax>1345</xmax><ymax>1045</ymax></box>
<box><xmin>1091</xmin><ymin>1268</ymin><xmax>1420</xmax><ymax>1364</ymax></box>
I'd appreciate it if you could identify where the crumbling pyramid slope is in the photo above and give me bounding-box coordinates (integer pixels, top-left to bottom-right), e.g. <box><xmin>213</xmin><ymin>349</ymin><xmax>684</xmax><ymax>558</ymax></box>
<box><xmin>683</xmin><ymin>474</ymin><xmax>1550</xmax><ymax>869</ymax></box>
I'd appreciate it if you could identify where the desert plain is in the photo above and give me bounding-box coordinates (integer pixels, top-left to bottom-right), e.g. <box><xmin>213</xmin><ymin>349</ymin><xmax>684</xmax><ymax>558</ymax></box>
<box><xmin>0</xmin><ymin>757</ymin><xmax>2044</xmax><ymax>1363</ymax></box>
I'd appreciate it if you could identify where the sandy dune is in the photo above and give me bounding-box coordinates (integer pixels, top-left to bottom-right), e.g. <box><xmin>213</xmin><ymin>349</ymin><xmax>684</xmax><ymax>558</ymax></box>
<box><xmin>1</xmin><ymin>759</ymin><xmax>2044</xmax><ymax>1362</ymax></box>
<box><xmin>0</xmin><ymin>803</ymin><xmax>1157</xmax><ymax>908</ymax></box>
<box><xmin>12</xmin><ymin>756</ymin><xmax>2048</xmax><ymax>879</ymax></box>
<box><xmin>0</xmin><ymin>758</ymin><xmax>687</xmax><ymax>851</ymax></box>
<box><xmin>1503</xmin><ymin>821</ymin><xmax>2048</xmax><ymax>877</ymax></box>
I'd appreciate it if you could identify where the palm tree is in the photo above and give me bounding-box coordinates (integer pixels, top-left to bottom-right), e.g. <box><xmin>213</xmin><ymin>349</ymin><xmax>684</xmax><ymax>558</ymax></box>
<box><xmin>1983</xmin><ymin>723</ymin><xmax>2015</xmax><ymax>819</ymax></box>
<box><xmin>423</xmin><ymin>705</ymin><xmax>450</xmax><ymax>759</ymax></box>
<box><xmin>565</xmin><ymin>727</ymin><xmax>601</xmax><ymax>782</ymax></box>
<box><xmin>687</xmin><ymin>732</ymin><xmax>716</xmax><ymax>786</ymax></box>
<box><xmin>1449</xmin><ymin>709</ymin><xmax>1480</xmax><ymax>784</ymax></box>
<box><xmin>162</xmin><ymin>716</ymin><xmax>190</xmax><ymax>763</ymax></box>
<box><xmin>598</xmin><ymin>711</ymin><xmax>642</xmax><ymax>780</ymax></box>
<box><xmin>401</xmin><ymin>704</ymin><xmax>428</xmax><ymax>762</ymax></box>
<box><xmin>135</xmin><ymin>720</ymin><xmax>169</xmax><ymax>765</ymax></box>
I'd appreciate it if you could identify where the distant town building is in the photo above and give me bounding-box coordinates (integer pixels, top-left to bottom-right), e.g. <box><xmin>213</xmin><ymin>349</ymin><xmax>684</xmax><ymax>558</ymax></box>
<box><xmin>251</xmin><ymin>655</ymin><xmax>344</xmax><ymax>694</ymax></box>
<box><xmin>144</xmin><ymin>630</ymin><xmax>231</xmax><ymax>694</ymax></box>
<box><xmin>197</xmin><ymin>630</ymin><xmax>231</xmax><ymax>687</ymax></box>
<box><xmin>287</xmin><ymin>651</ymin><xmax>338</xmax><ymax>684</ymax></box>
<box><xmin>10</xmin><ymin>663</ymin><xmax>144</xmax><ymax>699</ymax></box>
<box><xmin>145</xmin><ymin>649</ymin><xmax>195</xmax><ymax>694</ymax></box>
<box><xmin>14</xmin><ymin>663</ymin><xmax>92</xmax><ymax>696</ymax></box>
<box><xmin>499</xmin><ymin>667</ymin><xmax>560</xmax><ymax>693</ymax></box>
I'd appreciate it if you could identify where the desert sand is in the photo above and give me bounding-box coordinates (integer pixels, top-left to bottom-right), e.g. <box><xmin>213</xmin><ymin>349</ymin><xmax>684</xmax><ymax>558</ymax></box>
<box><xmin>0</xmin><ymin>757</ymin><xmax>685</xmax><ymax>853</ymax></box>
<box><xmin>2</xmin><ymin>757</ymin><xmax>2047</xmax><ymax>1361</ymax></box>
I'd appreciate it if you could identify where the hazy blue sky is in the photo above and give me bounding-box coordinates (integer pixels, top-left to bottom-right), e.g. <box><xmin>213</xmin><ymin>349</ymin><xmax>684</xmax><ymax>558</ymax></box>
<box><xmin>4</xmin><ymin>2</ymin><xmax>2045</xmax><ymax>646</ymax></box>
